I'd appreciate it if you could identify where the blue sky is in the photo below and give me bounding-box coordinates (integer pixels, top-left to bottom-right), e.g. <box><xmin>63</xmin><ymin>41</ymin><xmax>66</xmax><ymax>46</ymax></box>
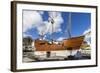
<box><xmin>23</xmin><ymin>10</ymin><xmax>91</xmax><ymax>41</ymax></box>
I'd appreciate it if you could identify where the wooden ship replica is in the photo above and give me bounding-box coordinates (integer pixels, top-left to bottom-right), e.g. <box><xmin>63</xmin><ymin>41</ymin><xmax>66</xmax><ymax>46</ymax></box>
<box><xmin>34</xmin><ymin>13</ymin><xmax>84</xmax><ymax>60</ymax></box>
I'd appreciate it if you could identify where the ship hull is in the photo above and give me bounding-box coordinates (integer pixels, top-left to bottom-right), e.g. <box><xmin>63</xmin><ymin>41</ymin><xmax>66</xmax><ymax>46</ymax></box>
<box><xmin>63</xmin><ymin>36</ymin><xmax>84</xmax><ymax>50</ymax></box>
<box><xmin>34</xmin><ymin>36</ymin><xmax>84</xmax><ymax>51</ymax></box>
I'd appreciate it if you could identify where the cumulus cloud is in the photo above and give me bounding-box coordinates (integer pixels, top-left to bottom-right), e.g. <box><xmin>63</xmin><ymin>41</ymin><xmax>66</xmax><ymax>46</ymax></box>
<box><xmin>23</xmin><ymin>10</ymin><xmax>48</xmax><ymax>36</ymax></box>
<box><xmin>83</xmin><ymin>28</ymin><xmax>91</xmax><ymax>39</ymax></box>
<box><xmin>23</xmin><ymin>11</ymin><xmax>64</xmax><ymax>37</ymax></box>
<box><xmin>23</xmin><ymin>10</ymin><xmax>43</xmax><ymax>32</ymax></box>
<box><xmin>83</xmin><ymin>28</ymin><xmax>91</xmax><ymax>35</ymax></box>
<box><xmin>83</xmin><ymin>28</ymin><xmax>91</xmax><ymax>45</ymax></box>
<box><xmin>36</xmin><ymin>23</ymin><xmax>47</xmax><ymax>35</ymax></box>
<box><xmin>45</xmin><ymin>12</ymin><xmax>64</xmax><ymax>34</ymax></box>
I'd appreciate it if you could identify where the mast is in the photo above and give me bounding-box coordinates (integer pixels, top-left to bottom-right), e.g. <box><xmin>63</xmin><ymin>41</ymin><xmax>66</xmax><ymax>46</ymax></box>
<box><xmin>51</xmin><ymin>18</ymin><xmax>54</xmax><ymax>44</ymax></box>
<box><xmin>50</xmin><ymin>12</ymin><xmax>56</xmax><ymax>44</ymax></box>
<box><xmin>67</xmin><ymin>12</ymin><xmax>72</xmax><ymax>38</ymax></box>
<box><xmin>67</xmin><ymin>13</ymin><xmax>73</xmax><ymax>57</ymax></box>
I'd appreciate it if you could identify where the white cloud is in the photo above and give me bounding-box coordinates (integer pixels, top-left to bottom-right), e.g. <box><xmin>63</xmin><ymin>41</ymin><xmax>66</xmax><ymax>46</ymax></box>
<box><xmin>23</xmin><ymin>11</ymin><xmax>64</xmax><ymax>37</ymax></box>
<box><xmin>45</xmin><ymin>12</ymin><xmax>64</xmax><ymax>34</ymax></box>
<box><xmin>83</xmin><ymin>28</ymin><xmax>91</xmax><ymax>40</ymax></box>
<box><xmin>37</xmin><ymin>24</ymin><xmax>47</xmax><ymax>35</ymax></box>
<box><xmin>83</xmin><ymin>28</ymin><xmax>91</xmax><ymax>45</ymax></box>
<box><xmin>23</xmin><ymin>10</ymin><xmax>48</xmax><ymax>36</ymax></box>
<box><xmin>23</xmin><ymin>10</ymin><xmax>43</xmax><ymax>32</ymax></box>
<box><xmin>83</xmin><ymin>28</ymin><xmax>91</xmax><ymax>35</ymax></box>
